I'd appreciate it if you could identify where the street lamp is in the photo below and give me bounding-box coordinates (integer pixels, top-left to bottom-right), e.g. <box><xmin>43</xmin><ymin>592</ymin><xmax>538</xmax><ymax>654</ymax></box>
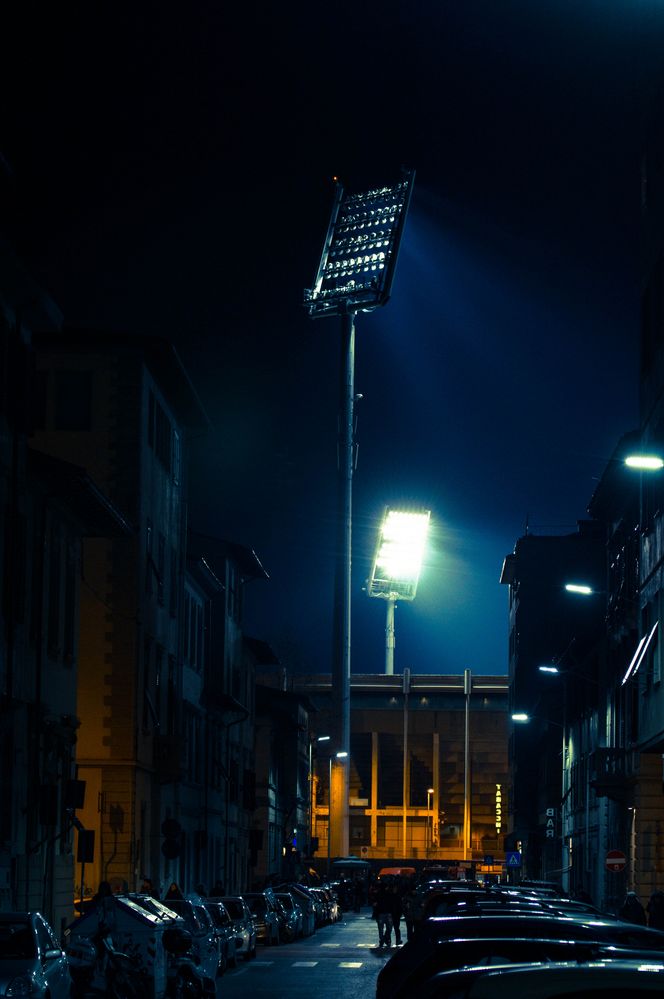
<box><xmin>309</xmin><ymin>735</ymin><xmax>330</xmax><ymax>858</ymax></box>
<box><xmin>328</xmin><ymin>751</ymin><xmax>348</xmax><ymax>875</ymax></box>
<box><xmin>367</xmin><ymin>507</ymin><xmax>431</xmax><ymax>675</ymax></box>
<box><xmin>426</xmin><ymin>787</ymin><xmax>435</xmax><ymax>853</ymax></box>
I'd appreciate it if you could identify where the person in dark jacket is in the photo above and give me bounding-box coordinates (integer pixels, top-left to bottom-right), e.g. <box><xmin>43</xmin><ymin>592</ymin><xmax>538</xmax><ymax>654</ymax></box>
<box><xmin>374</xmin><ymin>884</ymin><xmax>393</xmax><ymax>948</ymax></box>
<box><xmin>389</xmin><ymin>885</ymin><xmax>403</xmax><ymax>945</ymax></box>
<box><xmin>647</xmin><ymin>889</ymin><xmax>664</xmax><ymax>929</ymax></box>
<box><xmin>619</xmin><ymin>891</ymin><xmax>647</xmax><ymax>925</ymax></box>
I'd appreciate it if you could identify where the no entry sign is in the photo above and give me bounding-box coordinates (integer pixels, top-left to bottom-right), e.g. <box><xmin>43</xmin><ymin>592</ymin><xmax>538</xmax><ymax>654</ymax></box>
<box><xmin>605</xmin><ymin>849</ymin><xmax>627</xmax><ymax>872</ymax></box>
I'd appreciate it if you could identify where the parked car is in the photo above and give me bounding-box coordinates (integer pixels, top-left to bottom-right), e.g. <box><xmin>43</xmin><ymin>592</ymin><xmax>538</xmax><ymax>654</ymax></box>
<box><xmin>275</xmin><ymin>893</ymin><xmax>302</xmax><ymax>941</ymax></box>
<box><xmin>244</xmin><ymin>891</ymin><xmax>281</xmax><ymax>945</ymax></box>
<box><xmin>459</xmin><ymin>958</ymin><xmax>664</xmax><ymax>999</ymax></box>
<box><xmin>0</xmin><ymin>911</ymin><xmax>72</xmax><ymax>999</ymax></box>
<box><xmin>274</xmin><ymin>883</ymin><xmax>316</xmax><ymax>936</ymax></box>
<box><xmin>376</xmin><ymin>913</ymin><xmax>664</xmax><ymax>999</ymax></box>
<box><xmin>202</xmin><ymin>899</ymin><xmax>238</xmax><ymax>972</ymax></box>
<box><xmin>160</xmin><ymin>896</ymin><xmax>219</xmax><ymax>986</ymax></box>
<box><xmin>219</xmin><ymin>896</ymin><xmax>257</xmax><ymax>960</ymax></box>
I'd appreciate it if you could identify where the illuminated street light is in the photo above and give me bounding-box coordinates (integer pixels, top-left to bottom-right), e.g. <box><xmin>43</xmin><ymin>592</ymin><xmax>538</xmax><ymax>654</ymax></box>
<box><xmin>564</xmin><ymin>583</ymin><xmax>594</xmax><ymax>596</ymax></box>
<box><xmin>512</xmin><ymin>712</ymin><xmax>530</xmax><ymax>722</ymax></box>
<box><xmin>538</xmin><ymin>665</ymin><xmax>560</xmax><ymax>674</ymax></box>
<box><xmin>367</xmin><ymin>507</ymin><xmax>431</xmax><ymax>675</ymax></box>
<box><xmin>625</xmin><ymin>454</ymin><xmax>664</xmax><ymax>471</ymax></box>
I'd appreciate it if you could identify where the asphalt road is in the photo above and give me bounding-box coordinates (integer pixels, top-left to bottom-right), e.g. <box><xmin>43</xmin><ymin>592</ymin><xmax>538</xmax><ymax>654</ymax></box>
<box><xmin>216</xmin><ymin>909</ymin><xmax>395</xmax><ymax>998</ymax></box>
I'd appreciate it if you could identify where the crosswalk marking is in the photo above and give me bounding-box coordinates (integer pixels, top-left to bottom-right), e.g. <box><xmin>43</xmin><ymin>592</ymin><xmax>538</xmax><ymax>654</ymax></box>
<box><xmin>339</xmin><ymin>961</ymin><xmax>363</xmax><ymax>968</ymax></box>
<box><xmin>320</xmin><ymin>942</ymin><xmax>341</xmax><ymax>947</ymax></box>
<box><xmin>356</xmin><ymin>942</ymin><xmax>374</xmax><ymax>947</ymax></box>
<box><xmin>292</xmin><ymin>961</ymin><xmax>318</xmax><ymax>967</ymax></box>
<box><xmin>251</xmin><ymin>961</ymin><xmax>274</xmax><ymax>966</ymax></box>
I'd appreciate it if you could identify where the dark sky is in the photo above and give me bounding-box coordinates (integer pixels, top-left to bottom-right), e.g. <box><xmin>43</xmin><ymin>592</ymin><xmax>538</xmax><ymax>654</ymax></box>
<box><xmin>4</xmin><ymin>1</ymin><xmax>662</xmax><ymax>675</ymax></box>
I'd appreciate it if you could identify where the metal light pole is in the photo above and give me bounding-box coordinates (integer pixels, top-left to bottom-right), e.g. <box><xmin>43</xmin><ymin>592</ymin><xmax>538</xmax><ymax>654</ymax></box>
<box><xmin>463</xmin><ymin>668</ymin><xmax>472</xmax><ymax>862</ymax></box>
<box><xmin>328</xmin><ymin>750</ymin><xmax>348</xmax><ymax>875</ymax></box>
<box><xmin>305</xmin><ymin>171</ymin><xmax>415</xmax><ymax>857</ymax></box>
<box><xmin>427</xmin><ymin>787</ymin><xmax>434</xmax><ymax>854</ymax></box>
<box><xmin>309</xmin><ymin>734</ymin><xmax>330</xmax><ymax>858</ymax></box>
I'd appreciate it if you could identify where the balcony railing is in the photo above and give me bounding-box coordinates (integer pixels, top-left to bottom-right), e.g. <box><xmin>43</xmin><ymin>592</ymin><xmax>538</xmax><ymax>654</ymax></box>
<box><xmin>589</xmin><ymin>748</ymin><xmax>634</xmax><ymax>801</ymax></box>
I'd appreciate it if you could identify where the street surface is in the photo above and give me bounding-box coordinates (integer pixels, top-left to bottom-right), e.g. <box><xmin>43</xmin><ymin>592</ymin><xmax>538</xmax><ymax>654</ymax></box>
<box><xmin>215</xmin><ymin>909</ymin><xmax>393</xmax><ymax>998</ymax></box>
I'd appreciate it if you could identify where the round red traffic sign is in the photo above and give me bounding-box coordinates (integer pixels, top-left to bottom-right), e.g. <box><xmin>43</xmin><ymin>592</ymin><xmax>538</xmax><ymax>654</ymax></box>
<box><xmin>605</xmin><ymin>849</ymin><xmax>627</xmax><ymax>872</ymax></box>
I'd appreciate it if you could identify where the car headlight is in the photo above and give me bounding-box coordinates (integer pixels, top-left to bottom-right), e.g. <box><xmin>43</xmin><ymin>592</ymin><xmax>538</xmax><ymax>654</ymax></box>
<box><xmin>7</xmin><ymin>973</ymin><xmax>40</xmax><ymax>996</ymax></box>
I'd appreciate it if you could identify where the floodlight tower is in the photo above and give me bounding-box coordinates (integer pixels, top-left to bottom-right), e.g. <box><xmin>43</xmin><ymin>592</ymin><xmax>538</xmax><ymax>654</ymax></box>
<box><xmin>304</xmin><ymin>170</ymin><xmax>415</xmax><ymax>857</ymax></box>
<box><xmin>367</xmin><ymin>508</ymin><xmax>431</xmax><ymax>674</ymax></box>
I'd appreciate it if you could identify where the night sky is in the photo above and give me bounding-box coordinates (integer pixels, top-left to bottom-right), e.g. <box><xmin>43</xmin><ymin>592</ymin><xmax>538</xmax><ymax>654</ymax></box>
<box><xmin>4</xmin><ymin>2</ymin><xmax>662</xmax><ymax>676</ymax></box>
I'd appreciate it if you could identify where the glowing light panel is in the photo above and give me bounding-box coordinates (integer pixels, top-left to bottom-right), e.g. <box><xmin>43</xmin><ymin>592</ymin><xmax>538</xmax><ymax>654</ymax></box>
<box><xmin>625</xmin><ymin>454</ymin><xmax>664</xmax><ymax>470</ymax></box>
<box><xmin>304</xmin><ymin>170</ymin><xmax>415</xmax><ymax>318</ymax></box>
<box><xmin>367</xmin><ymin>508</ymin><xmax>430</xmax><ymax>601</ymax></box>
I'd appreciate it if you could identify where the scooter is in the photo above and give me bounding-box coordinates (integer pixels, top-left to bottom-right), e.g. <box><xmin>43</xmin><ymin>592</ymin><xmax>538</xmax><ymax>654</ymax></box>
<box><xmin>162</xmin><ymin>926</ymin><xmax>216</xmax><ymax>998</ymax></box>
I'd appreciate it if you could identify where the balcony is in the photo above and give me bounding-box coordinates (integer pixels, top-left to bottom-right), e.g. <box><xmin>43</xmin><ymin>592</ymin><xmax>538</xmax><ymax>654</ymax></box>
<box><xmin>589</xmin><ymin>748</ymin><xmax>634</xmax><ymax>802</ymax></box>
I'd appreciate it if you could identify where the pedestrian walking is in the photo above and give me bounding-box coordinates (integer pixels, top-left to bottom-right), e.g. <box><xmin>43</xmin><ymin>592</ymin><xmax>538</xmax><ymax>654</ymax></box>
<box><xmin>373</xmin><ymin>883</ymin><xmax>393</xmax><ymax>948</ymax></box>
<box><xmin>647</xmin><ymin>889</ymin><xmax>664</xmax><ymax>930</ymax></box>
<box><xmin>619</xmin><ymin>891</ymin><xmax>647</xmax><ymax>925</ymax></box>
<box><xmin>389</xmin><ymin>884</ymin><xmax>403</xmax><ymax>945</ymax></box>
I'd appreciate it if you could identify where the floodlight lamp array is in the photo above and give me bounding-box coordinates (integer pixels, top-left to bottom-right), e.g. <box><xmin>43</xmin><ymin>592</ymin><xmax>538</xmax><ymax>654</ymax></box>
<box><xmin>367</xmin><ymin>508</ymin><xmax>430</xmax><ymax>602</ymax></box>
<box><xmin>304</xmin><ymin>170</ymin><xmax>415</xmax><ymax>318</ymax></box>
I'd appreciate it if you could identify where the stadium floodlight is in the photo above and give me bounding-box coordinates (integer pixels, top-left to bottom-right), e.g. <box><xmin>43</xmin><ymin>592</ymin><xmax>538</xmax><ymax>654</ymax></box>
<box><xmin>367</xmin><ymin>508</ymin><xmax>430</xmax><ymax>675</ymax></box>
<box><xmin>368</xmin><ymin>508</ymin><xmax>431</xmax><ymax>602</ymax></box>
<box><xmin>304</xmin><ymin>170</ymin><xmax>415</xmax><ymax>318</ymax></box>
<box><xmin>304</xmin><ymin>169</ymin><xmax>415</xmax><ymax>856</ymax></box>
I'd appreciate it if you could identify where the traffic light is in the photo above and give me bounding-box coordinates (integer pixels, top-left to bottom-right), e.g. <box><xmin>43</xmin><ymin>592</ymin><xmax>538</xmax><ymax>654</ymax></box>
<box><xmin>161</xmin><ymin>818</ymin><xmax>182</xmax><ymax>859</ymax></box>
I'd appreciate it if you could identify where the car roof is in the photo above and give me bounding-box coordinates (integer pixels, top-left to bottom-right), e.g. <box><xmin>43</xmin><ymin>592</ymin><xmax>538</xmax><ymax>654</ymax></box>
<box><xmin>465</xmin><ymin>959</ymin><xmax>664</xmax><ymax>998</ymax></box>
<box><xmin>426</xmin><ymin>913</ymin><xmax>664</xmax><ymax>945</ymax></box>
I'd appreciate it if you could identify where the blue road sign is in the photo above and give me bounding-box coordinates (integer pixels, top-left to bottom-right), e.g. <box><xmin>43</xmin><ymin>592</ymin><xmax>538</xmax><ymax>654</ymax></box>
<box><xmin>505</xmin><ymin>850</ymin><xmax>522</xmax><ymax>867</ymax></box>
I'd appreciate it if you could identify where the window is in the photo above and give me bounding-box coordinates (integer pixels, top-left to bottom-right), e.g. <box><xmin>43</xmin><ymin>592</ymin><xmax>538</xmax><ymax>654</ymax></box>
<box><xmin>54</xmin><ymin>370</ymin><xmax>92</xmax><ymax>431</ymax></box>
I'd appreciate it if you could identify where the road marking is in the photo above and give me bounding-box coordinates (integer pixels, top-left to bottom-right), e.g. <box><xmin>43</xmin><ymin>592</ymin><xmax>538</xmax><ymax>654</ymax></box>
<box><xmin>339</xmin><ymin>961</ymin><xmax>363</xmax><ymax>968</ymax></box>
<box><xmin>320</xmin><ymin>942</ymin><xmax>341</xmax><ymax>947</ymax></box>
<box><xmin>356</xmin><ymin>942</ymin><xmax>374</xmax><ymax>947</ymax></box>
<box><xmin>251</xmin><ymin>961</ymin><xmax>274</xmax><ymax>966</ymax></box>
<box><xmin>292</xmin><ymin>961</ymin><xmax>318</xmax><ymax>967</ymax></box>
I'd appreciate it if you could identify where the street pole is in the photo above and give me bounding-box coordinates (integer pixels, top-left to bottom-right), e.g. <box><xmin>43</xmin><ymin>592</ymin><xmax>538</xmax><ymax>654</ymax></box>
<box><xmin>332</xmin><ymin>311</ymin><xmax>354</xmax><ymax>859</ymax></box>
<box><xmin>328</xmin><ymin>754</ymin><xmax>332</xmax><ymax>877</ymax></box>
<box><xmin>402</xmin><ymin>667</ymin><xmax>410</xmax><ymax>857</ymax></box>
<box><xmin>385</xmin><ymin>595</ymin><xmax>396</xmax><ymax>675</ymax></box>
<box><xmin>463</xmin><ymin>668</ymin><xmax>472</xmax><ymax>862</ymax></box>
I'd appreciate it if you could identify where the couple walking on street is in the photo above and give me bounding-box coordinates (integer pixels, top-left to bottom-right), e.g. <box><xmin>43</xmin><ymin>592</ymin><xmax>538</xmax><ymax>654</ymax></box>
<box><xmin>373</xmin><ymin>882</ymin><xmax>403</xmax><ymax>948</ymax></box>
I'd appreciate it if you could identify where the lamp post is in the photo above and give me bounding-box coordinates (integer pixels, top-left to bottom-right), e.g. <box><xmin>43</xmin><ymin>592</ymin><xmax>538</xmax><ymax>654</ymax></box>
<box><xmin>305</xmin><ymin>171</ymin><xmax>415</xmax><ymax>860</ymax></box>
<box><xmin>367</xmin><ymin>508</ymin><xmax>431</xmax><ymax>675</ymax></box>
<box><xmin>426</xmin><ymin>787</ymin><xmax>434</xmax><ymax>853</ymax></box>
<box><xmin>309</xmin><ymin>735</ymin><xmax>330</xmax><ymax>858</ymax></box>
<box><xmin>463</xmin><ymin>668</ymin><xmax>472</xmax><ymax>861</ymax></box>
<box><xmin>328</xmin><ymin>750</ymin><xmax>348</xmax><ymax>876</ymax></box>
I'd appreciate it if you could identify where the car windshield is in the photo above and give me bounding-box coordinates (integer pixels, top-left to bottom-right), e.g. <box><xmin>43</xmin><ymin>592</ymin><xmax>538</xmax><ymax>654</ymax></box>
<box><xmin>0</xmin><ymin>922</ymin><xmax>36</xmax><ymax>959</ymax></box>
<box><xmin>223</xmin><ymin>899</ymin><xmax>244</xmax><ymax>919</ymax></box>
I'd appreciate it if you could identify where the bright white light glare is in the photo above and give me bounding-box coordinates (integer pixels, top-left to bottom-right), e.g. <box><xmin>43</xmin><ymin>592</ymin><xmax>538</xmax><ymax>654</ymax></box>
<box><xmin>565</xmin><ymin>583</ymin><xmax>594</xmax><ymax>595</ymax></box>
<box><xmin>539</xmin><ymin>666</ymin><xmax>560</xmax><ymax>674</ymax></box>
<box><xmin>511</xmin><ymin>713</ymin><xmax>530</xmax><ymax>722</ymax></box>
<box><xmin>625</xmin><ymin>454</ymin><xmax>664</xmax><ymax>471</ymax></box>
<box><xmin>336</xmin><ymin>751</ymin><xmax>348</xmax><ymax>759</ymax></box>
<box><xmin>368</xmin><ymin>509</ymin><xmax>431</xmax><ymax>601</ymax></box>
<box><xmin>317</xmin><ymin>735</ymin><xmax>331</xmax><ymax>742</ymax></box>
<box><xmin>622</xmin><ymin>621</ymin><xmax>659</xmax><ymax>686</ymax></box>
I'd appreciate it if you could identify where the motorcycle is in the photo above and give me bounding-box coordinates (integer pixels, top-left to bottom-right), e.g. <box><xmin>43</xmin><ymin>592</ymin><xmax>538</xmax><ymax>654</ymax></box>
<box><xmin>162</xmin><ymin>926</ymin><xmax>216</xmax><ymax>998</ymax></box>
